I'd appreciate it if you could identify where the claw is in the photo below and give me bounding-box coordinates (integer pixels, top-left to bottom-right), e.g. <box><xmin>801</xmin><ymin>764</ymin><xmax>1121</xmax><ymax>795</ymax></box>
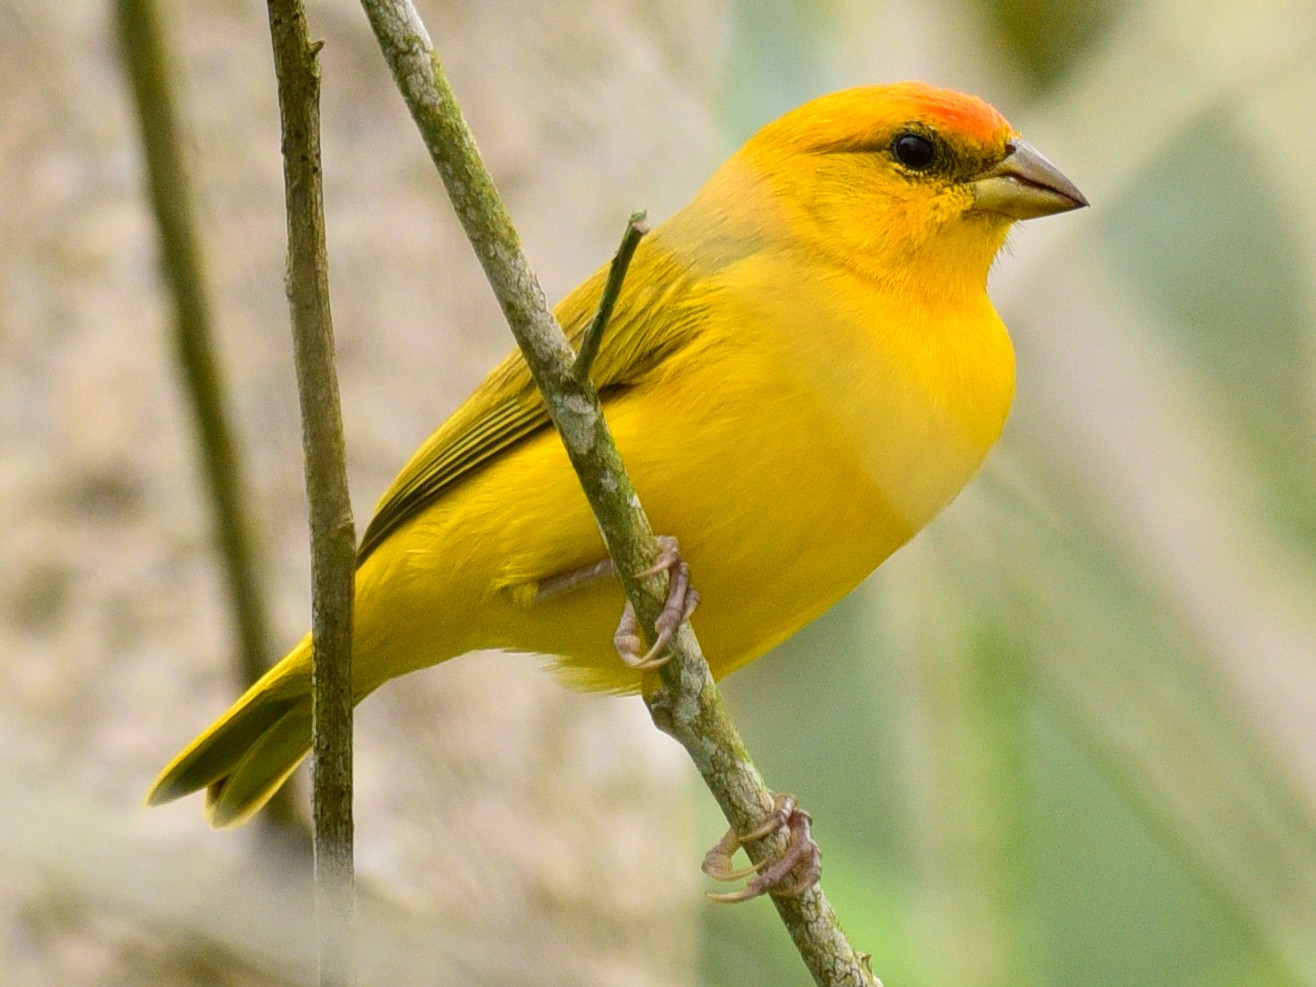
<box><xmin>703</xmin><ymin>794</ymin><xmax>822</xmax><ymax>904</ymax></box>
<box><xmin>614</xmin><ymin>602</ymin><xmax>670</xmax><ymax>670</ymax></box>
<box><xmin>636</xmin><ymin>535</ymin><xmax>682</xmax><ymax>579</ymax></box>
<box><xmin>613</xmin><ymin>536</ymin><xmax>699</xmax><ymax>670</ymax></box>
<box><xmin>702</xmin><ymin>826</ymin><xmax>766</xmax><ymax>883</ymax></box>
<box><xmin>740</xmin><ymin>793</ymin><xmax>798</xmax><ymax>843</ymax></box>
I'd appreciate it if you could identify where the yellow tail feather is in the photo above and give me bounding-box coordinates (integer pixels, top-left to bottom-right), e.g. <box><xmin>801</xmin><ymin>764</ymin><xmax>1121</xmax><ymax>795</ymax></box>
<box><xmin>147</xmin><ymin>636</ymin><xmax>313</xmax><ymax>826</ymax></box>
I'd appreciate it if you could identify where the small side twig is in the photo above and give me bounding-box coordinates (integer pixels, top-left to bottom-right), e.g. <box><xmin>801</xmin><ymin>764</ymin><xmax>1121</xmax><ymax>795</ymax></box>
<box><xmin>263</xmin><ymin>6</ymin><xmax>356</xmax><ymax>987</ymax></box>
<box><xmin>112</xmin><ymin>0</ymin><xmax>305</xmax><ymax>841</ymax></box>
<box><xmin>356</xmin><ymin>3</ymin><xmax>878</xmax><ymax>984</ymax></box>
<box><xmin>574</xmin><ymin>210</ymin><xmax>648</xmax><ymax>381</ymax></box>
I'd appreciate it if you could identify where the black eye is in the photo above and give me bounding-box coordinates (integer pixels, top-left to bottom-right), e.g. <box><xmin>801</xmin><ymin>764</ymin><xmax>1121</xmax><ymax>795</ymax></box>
<box><xmin>892</xmin><ymin>132</ymin><xmax>936</xmax><ymax>170</ymax></box>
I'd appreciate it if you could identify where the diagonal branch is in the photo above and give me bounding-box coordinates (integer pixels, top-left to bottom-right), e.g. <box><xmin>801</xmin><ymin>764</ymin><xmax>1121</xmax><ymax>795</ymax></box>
<box><xmin>354</xmin><ymin>2</ymin><xmax>878</xmax><ymax>984</ymax></box>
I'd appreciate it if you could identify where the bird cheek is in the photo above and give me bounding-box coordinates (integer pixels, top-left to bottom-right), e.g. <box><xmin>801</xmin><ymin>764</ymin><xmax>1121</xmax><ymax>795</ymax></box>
<box><xmin>878</xmin><ymin>195</ymin><xmax>939</xmax><ymax>250</ymax></box>
<box><xmin>934</xmin><ymin>187</ymin><xmax>977</xmax><ymax>227</ymax></box>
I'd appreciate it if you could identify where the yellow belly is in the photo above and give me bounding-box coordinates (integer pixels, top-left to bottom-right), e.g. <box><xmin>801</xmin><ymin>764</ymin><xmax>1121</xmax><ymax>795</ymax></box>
<box><xmin>352</xmin><ymin>263</ymin><xmax>1014</xmax><ymax>694</ymax></box>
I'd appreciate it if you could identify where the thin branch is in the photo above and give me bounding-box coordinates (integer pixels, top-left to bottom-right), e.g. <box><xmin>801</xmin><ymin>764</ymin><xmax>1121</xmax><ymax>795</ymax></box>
<box><xmin>263</xmin><ymin>4</ymin><xmax>356</xmax><ymax>986</ymax></box>
<box><xmin>574</xmin><ymin>210</ymin><xmax>649</xmax><ymax>381</ymax></box>
<box><xmin>112</xmin><ymin>0</ymin><xmax>306</xmax><ymax>842</ymax></box>
<box><xmin>355</xmin><ymin>3</ymin><xmax>878</xmax><ymax>984</ymax></box>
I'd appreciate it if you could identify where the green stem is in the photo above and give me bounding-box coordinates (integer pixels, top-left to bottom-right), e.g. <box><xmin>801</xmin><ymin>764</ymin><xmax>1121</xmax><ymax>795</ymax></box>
<box><xmin>263</xmin><ymin>5</ymin><xmax>356</xmax><ymax>986</ymax></box>
<box><xmin>574</xmin><ymin>211</ymin><xmax>649</xmax><ymax>381</ymax></box>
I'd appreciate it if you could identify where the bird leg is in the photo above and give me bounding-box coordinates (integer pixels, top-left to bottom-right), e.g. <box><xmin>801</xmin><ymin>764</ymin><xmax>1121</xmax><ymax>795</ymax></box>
<box><xmin>613</xmin><ymin>536</ymin><xmax>700</xmax><ymax>670</ymax></box>
<box><xmin>530</xmin><ymin>556</ymin><xmax>617</xmax><ymax>601</ymax></box>
<box><xmin>702</xmin><ymin>794</ymin><xmax>822</xmax><ymax>904</ymax></box>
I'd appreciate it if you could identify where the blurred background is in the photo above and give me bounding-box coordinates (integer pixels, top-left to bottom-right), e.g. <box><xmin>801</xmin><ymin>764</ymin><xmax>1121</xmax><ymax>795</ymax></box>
<box><xmin>2</xmin><ymin>0</ymin><xmax>1314</xmax><ymax>984</ymax></box>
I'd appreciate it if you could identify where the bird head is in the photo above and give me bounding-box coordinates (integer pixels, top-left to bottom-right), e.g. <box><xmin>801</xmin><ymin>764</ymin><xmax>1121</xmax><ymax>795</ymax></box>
<box><xmin>702</xmin><ymin>82</ymin><xmax>1087</xmax><ymax>297</ymax></box>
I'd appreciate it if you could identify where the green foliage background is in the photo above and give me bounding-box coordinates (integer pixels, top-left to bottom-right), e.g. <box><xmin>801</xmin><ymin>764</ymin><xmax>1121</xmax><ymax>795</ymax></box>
<box><xmin>705</xmin><ymin>1</ymin><xmax>1316</xmax><ymax>985</ymax></box>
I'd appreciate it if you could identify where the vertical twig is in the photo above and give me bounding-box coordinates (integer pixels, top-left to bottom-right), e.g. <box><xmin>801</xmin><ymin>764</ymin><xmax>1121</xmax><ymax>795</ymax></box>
<box><xmin>573</xmin><ymin>211</ymin><xmax>648</xmax><ymax>381</ymax></box>
<box><xmin>112</xmin><ymin>0</ymin><xmax>305</xmax><ymax>840</ymax></box>
<box><xmin>355</xmin><ymin>2</ymin><xmax>878</xmax><ymax>983</ymax></box>
<box><xmin>264</xmin><ymin>4</ymin><xmax>356</xmax><ymax>985</ymax></box>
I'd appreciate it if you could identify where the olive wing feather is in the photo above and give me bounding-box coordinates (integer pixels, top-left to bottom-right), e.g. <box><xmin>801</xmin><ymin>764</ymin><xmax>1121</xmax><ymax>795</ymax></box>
<box><xmin>356</xmin><ymin>249</ymin><xmax>701</xmax><ymax>562</ymax></box>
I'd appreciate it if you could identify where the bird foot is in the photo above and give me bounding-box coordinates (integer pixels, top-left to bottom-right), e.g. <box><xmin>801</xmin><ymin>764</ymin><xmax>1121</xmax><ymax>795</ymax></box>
<box><xmin>613</xmin><ymin>536</ymin><xmax>700</xmax><ymax>670</ymax></box>
<box><xmin>702</xmin><ymin>794</ymin><xmax>822</xmax><ymax>903</ymax></box>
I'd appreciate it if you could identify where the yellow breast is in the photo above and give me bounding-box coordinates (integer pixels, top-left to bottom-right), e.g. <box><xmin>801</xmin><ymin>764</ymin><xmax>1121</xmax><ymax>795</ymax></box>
<box><xmin>701</xmin><ymin>245</ymin><xmax>1014</xmax><ymax>533</ymax></box>
<box><xmin>581</xmin><ymin>249</ymin><xmax>1013</xmax><ymax>684</ymax></box>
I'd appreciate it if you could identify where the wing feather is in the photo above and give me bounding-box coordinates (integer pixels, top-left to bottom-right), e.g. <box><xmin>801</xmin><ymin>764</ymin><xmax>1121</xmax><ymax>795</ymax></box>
<box><xmin>356</xmin><ymin>241</ymin><xmax>703</xmax><ymax>562</ymax></box>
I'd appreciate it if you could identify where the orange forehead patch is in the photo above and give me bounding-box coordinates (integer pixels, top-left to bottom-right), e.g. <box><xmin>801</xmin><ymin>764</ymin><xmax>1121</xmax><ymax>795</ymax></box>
<box><xmin>750</xmin><ymin>82</ymin><xmax>1014</xmax><ymax>157</ymax></box>
<box><xmin>884</xmin><ymin>81</ymin><xmax>1012</xmax><ymax>144</ymax></box>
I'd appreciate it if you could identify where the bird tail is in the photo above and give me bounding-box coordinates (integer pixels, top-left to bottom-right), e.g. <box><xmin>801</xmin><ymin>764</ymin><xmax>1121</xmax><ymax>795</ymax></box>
<box><xmin>146</xmin><ymin>634</ymin><xmax>316</xmax><ymax>828</ymax></box>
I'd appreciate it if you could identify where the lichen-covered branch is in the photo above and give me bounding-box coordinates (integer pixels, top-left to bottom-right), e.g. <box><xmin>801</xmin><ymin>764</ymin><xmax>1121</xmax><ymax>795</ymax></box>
<box><xmin>263</xmin><ymin>4</ymin><xmax>356</xmax><ymax>985</ymax></box>
<box><xmin>354</xmin><ymin>2</ymin><xmax>878</xmax><ymax>983</ymax></box>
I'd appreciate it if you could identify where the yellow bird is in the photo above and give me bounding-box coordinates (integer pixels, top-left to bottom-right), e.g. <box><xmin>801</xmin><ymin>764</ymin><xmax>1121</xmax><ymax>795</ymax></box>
<box><xmin>149</xmin><ymin>82</ymin><xmax>1086</xmax><ymax>830</ymax></box>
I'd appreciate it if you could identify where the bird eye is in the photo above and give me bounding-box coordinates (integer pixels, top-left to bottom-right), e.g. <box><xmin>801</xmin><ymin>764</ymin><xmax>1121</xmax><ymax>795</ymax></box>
<box><xmin>892</xmin><ymin>132</ymin><xmax>936</xmax><ymax>170</ymax></box>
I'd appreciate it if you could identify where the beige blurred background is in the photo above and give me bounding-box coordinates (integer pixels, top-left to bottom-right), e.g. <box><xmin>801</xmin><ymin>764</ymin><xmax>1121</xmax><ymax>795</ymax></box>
<box><xmin>3</xmin><ymin>0</ymin><xmax>1315</xmax><ymax>985</ymax></box>
<box><xmin>2</xmin><ymin>1</ymin><xmax>719</xmax><ymax>983</ymax></box>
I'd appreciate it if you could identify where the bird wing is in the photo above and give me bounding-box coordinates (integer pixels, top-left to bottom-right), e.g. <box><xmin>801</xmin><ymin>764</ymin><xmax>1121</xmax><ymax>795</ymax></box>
<box><xmin>356</xmin><ymin>245</ymin><xmax>702</xmax><ymax>562</ymax></box>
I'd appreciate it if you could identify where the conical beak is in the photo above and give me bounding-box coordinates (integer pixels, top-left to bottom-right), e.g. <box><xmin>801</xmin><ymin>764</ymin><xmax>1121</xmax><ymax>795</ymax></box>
<box><xmin>970</xmin><ymin>139</ymin><xmax>1088</xmax><ymax>220</ymax></box>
